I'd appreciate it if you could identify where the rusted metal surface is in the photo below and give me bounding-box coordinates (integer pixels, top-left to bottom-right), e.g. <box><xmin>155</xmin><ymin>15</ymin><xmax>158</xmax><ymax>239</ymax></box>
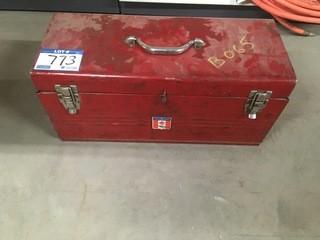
<box><xmin>31</xmin><ymin>13</ymin><xmax>296</xmax><ymax>144</ymax></box>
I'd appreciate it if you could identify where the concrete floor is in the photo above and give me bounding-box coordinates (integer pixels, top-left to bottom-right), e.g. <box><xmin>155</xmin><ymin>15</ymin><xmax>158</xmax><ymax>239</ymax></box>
<box><xmin>0</xmin><ymin>11</ymin><xmax>320</xmax><ymax>240</ymax></box>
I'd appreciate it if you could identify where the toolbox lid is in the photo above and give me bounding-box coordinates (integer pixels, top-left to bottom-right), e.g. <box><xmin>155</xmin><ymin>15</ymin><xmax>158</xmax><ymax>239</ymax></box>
<box><xmin>31</xmin><ymin>13</ymin><xmax>296</xmax><ymax>98</ymax></box>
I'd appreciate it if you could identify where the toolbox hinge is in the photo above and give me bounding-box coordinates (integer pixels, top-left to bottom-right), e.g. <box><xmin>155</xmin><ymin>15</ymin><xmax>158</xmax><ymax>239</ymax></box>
<box><xmin>54</xmin><ymin>84</ymin><xmax>80</xmax><ymax>115</ymax></box>
<box><xmin>245</xmin><ymin>90</ymin><xmax>272</xmax><ymax>120</ymax></box>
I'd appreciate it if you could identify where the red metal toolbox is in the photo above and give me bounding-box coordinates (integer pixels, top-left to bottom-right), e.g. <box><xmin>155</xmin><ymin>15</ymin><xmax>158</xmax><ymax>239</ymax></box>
<box><xmin>30</xmin><ymin>13</ymin><xmax>296</xmax><ymax>144</ymax></box>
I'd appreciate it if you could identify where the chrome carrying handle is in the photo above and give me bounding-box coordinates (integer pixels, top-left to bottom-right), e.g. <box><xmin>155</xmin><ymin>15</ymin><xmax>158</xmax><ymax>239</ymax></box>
<box><xmin>125</xmin><ymin>36</ymin><xmax>205</xmax><ymax>55</ymax></box>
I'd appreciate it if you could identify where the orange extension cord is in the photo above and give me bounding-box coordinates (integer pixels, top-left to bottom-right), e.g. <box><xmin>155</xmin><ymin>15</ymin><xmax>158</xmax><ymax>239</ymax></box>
<box><xmin>252</xmin><ymin>0</ymin><xmax>320</xmax><ymax>36</ymax></box>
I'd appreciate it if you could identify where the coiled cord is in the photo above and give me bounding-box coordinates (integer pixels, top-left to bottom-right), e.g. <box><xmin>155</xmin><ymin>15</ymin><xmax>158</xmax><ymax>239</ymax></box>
<box><xmin>252</xmin><ymin>0</ymin><xmax>320</xmax><ymax>36</ymax></box>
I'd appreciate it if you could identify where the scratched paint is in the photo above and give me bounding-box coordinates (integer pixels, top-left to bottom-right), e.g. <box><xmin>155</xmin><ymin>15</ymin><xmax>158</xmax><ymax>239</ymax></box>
<box><xmin>33</xmin><ymin>13</ymin><xmax>296</xmax><ymax>99</ymax></box>
<box><xmin>39</xmin><ymin>13</ymin><xmax>295</xmax><ymax>81</ymax></box>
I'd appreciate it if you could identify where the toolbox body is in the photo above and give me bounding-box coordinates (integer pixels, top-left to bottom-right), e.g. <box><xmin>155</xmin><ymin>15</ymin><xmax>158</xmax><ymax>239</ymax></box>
<box><xmin>30</xmin><ymin>13</ymin><xmax>296</xmax><ymax>144</ymax></box>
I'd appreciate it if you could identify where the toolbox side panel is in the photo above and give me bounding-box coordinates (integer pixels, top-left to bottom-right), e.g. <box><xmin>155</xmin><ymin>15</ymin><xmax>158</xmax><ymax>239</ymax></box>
<box><xmin>38</xmin><ymin>93</ymin><xmax>288</xmax><ymax>144</ymax></box>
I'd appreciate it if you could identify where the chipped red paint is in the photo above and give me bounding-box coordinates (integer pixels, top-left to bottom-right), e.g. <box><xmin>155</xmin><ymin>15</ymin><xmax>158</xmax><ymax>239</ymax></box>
<box><xmin>31</xmin><ymin>13</ymin><xmax>296</xmax><ymax>144</ymax></box>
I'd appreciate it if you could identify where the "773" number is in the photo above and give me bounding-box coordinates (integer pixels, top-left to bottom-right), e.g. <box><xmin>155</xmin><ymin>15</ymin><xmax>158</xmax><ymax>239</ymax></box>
<box><xmin>48</xmin><ymin>54</ymin><xmax>77</xmax><ymax>66</ymax></box>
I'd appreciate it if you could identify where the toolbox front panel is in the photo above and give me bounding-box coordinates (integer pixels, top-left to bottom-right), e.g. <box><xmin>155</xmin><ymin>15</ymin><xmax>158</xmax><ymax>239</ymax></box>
<box><xmin>38</xmin><ymin>93</ymin><xmax>288</xmax><ymax>144</ymax></box>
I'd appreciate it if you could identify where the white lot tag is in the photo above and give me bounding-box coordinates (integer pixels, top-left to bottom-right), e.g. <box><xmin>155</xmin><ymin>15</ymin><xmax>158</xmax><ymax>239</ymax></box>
<box><xmin>34</xmin><ymin>49</ymin><xmax>84</xmax><ymax>72</ymax></box>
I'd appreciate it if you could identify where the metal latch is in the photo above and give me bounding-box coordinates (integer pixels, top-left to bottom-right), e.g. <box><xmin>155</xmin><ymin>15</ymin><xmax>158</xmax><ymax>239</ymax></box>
<box><xmin>54</xmin><ymin>84</ymin><xmax>80</xmax><ymax>115</ymax></box>
<box><xmin>245</xmin><ymin>90</ymin><xmax>272</xmax><ymax>120</ymax></box>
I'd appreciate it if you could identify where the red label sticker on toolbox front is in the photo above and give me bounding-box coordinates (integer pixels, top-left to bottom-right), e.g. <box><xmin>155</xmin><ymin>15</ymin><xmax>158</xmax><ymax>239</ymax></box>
<box><xmin>152</xmin><ymin>117</ymin><xmax>172</xmax><ymax>130</ymax></box>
